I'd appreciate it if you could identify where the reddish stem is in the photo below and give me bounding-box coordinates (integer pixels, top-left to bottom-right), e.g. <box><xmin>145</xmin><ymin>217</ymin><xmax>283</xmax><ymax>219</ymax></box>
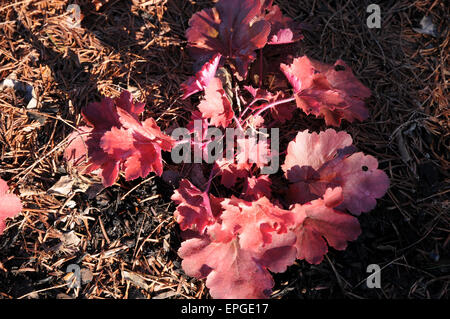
<box><xmin>259</xmin><ymin>49</ymin><xmax>263</xmax><ymax>88</ymax></box>
<box><xmin>247</xmin><ymin>97</ymin><xmax>296</xmax><ymax>122</ymax></box>
<box><xmin>204</xmin><ymin>168</ymin><xmax>215</xmax><ymax>193</ymax></box>
<box><xmin>233</xmin><ymin>115</ymin><xmax>244</xmax><ymax>132</ymax></box>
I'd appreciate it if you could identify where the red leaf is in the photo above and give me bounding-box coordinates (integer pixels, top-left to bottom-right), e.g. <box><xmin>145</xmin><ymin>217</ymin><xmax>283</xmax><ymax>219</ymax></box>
<box><xmin>245</xmin><ymin>86</ymin><xmax>283</xmax><ymax>107</ymax></box>
<box><xmin>197</xmin><ymin>77</ymin><xmax>234</xmax><ymax>128</ymax></box>
<box><xmin>242</xmin><ymin>175</ymin><xmax>272</xmax><ymax>201</ymax></box>
<box><xmin>290</xmin><ymin>187</ymin><xmax>361</xmax><ymax>264</ymax></box>
<box><xmin>181</xmin><ymin>54</ymin><xmax>222</xmax><ymax>99</ymax></box>
<box><xmin>115</xmin><ymin>109</ymin><xmax>174</xmax><ymax>180</ymax></box>
<box><xmin>100</xmin><ymin>127</ymin><xmax>134</xmax><ymax>160</ymax></box>
<box><xmin>282</xmin><ymin>129</ymin><xmax>389</xmax><ymax>215</ymax></box>
<box><xmin>178</xmin><ymin>228</ymin><xmax>296</xmax><ymax>299</ymax></box>
<box><xmin>281</xmin><ymin>56</ymin><xmax>371</xmax><ymax>126</ymax></box>
<box><xmin>81</xmin><ymin>96</ymin><xmax>121</xmax><ymax>130</ymax></box>
<box><xmin>64</xmin><ymin>126</ymin><xmax>93</xmax><ymax>168</ymax></box>
<box><xmin>245</xmin><ymin>86</ymin><xmax>276</xmax><ymax>102</ymax></box>
<box><xmin>264</xmin><ymin>5</ymin><xmax>304</xmax><ymax>45</ymax></box>
<box><xmin>172</xmin><ymin>179</ymin><xmax>220</xmax><ymax>233</ymax></box>
<box><xmin>186</xmin><ymin>0</ymin><xmax>271</xmax><ymax>79</ymax></box>
<box><xmin>64</xmin><ymin>91</ymin><xmax>174</xmax><ymax>187</ymax></box>
<box><xmin>214</xmin><ymin>158</ymin><xmax>250</xmax><ymax>188</ymax></box>
<box><xmin>117</xmin><ymin>108</ymin><xmax>174</xmax><ymax>152</ymax></box>
<box><xmin>186</xmin><ymin>111</ymin><xmax>214</xmax><ymax>162</ymax></box>
<box><xmin>270</xmin><ymin>99</ymin><xmax>296</xmax><ymax>123</ymax></box>
<box><xmin>219</xmin><ymin>196</ymin><xmax>294</xmax><ymax>250</ymax></box>
<box><xmin>115</xmin><ymin>90</ymin><xmax>146</xmax><ymax>115</ymax></box>
<box><xmin>0</xmin><ymin>178</ymin><xmax>22</xmax><ymax>235</ymax></box>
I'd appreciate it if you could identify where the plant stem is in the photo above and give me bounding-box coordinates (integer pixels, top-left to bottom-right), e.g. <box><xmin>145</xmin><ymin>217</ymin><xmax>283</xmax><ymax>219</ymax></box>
<box><xmin>239</xmin><ymin>99</ymin><xmax>257</xmax><ymax>121</ymax></box>
<box><xmin>248</xmin><ymin>97</ymin><xmax>296</xmax><ymax>121</ymax></box>
<box><xmin>233</xmin><ymin>115</ymin><xmax>244</xmax><ymax>132</ymax></box>
<box><xmin>204</xmin><ymin>167</ymin><xmax>215</xmax><ymax>193</ymax></box>
<box><xmin>259</xmin><ymin>49</ymin><xmax>263</xmax><ymax>88</ymax></box>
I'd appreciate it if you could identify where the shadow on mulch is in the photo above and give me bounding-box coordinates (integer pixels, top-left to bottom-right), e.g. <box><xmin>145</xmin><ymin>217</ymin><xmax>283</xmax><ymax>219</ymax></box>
<box><xmin>0</xmin><ymin>0</ymin><xmax>448</xmax><ymax>299</ymax></box>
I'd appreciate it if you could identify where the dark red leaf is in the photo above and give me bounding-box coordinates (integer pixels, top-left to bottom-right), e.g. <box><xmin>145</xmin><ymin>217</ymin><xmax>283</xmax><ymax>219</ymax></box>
<box><xmin>186</xmin><ymin>0</ymin><xmax>271</xmax><ymax>79</ymax></box>
<box><xmin>172</xmin><ymin>179</ymin><xmax>220</xmax><ymax>233</ymax></box>
<box><xmin>281</xmin><ymin>56</ymin><xmax>371</xmax><ymax>126</ymax></box>
<box><xmin>264</xmin><ymin>5</ymin><xmax>304</xmax><ymax>45</ymax></box>
<box><xmin>242</xmin><ymin>175</ymin><xmax>272</xmax><ymax>201</ymax></box>
<box><xmin>64</xmin><ymin>91</ymin><xmax>174</xmax><ymax>187</ymax></box>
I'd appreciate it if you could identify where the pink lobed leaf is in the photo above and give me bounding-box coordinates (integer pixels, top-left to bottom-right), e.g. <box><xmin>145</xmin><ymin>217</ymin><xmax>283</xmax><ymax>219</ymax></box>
<box><xmin>178</xmin><ymin>228</ymin><xmax>296</xmax><ymax>299</ymax></box>
<box><xmin>320</xmin><ymin>152</ymin><xmax>391</xmax><ymax>215</ymax></box>
<box><xmin>197</xmin><ymin>77</ymin><xmax>234</xmax><ymax>128</ymax></box>
<box><xmin>290</xmin><ymin>187</ymin><xmax>361</xmax><ymax>264</ymax></box>
<box><xmin>281</xmin><ymin>56</ymin><xmax>371</xmax><ymax>126</ymax></box>
<box><xmin>282</xmin><ymin>129</ymin><xmax>353</xmax><ymax>172</ymax></box>
<box><xmin>218</xmin><ymin>196</ymin><xmax>294</xmax><ymax>251</ymax></box>
<box><xmin>282</xmin><ymin>129</ymin><xmax>389</xmax><ymax>215</ymax></box>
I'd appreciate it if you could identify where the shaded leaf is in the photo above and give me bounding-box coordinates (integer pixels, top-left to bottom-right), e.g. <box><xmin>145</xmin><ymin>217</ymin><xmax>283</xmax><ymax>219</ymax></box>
<box><xmin>242</xmin><ymin>175</ymin><xmax>272</xmax><ymax>201</ymax></box>
<box><xmin>282</xmin><ymin>129</ymin><xmax>389</xmax><ymax>215</ymax></box>
<box><xmin>290</xmin><ymin>187</ymin><xmax>361</xmax><ymax>264</ymax></box>
<box><xmin>171</xmin><ymin>179</ymin><xmax>220</xmax><ymax>233</ymax></box>
<box><xmin>181</xmin><ymin>53</ymin><xmax>222</xmax><ymax>99</ymax></box>
<box><xmin>186</xmin><ymin>0</ymin><xmax>271</xmax><ymax>79</ymax></box>
<box><xmin>264</xmin><ymin>4</ymin><xmax>304</xmax><ymax>45</ymax></box>
<box><xmin>197</xmin><ymin>78</ymin><xmax>234</xmax><ymax>128</ymax></box>
<box><xmin>281</xmin><ymin>56</ymin><xmax>371</xmax><ymax>126</ymax></box>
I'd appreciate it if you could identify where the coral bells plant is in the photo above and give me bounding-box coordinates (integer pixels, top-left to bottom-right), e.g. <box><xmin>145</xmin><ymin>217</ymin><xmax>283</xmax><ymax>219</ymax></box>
<box><xmin>63</xmin><ymin>0</ymin><xmax>389</xmax><ymax>299</ymax></box>
<box><xmin>0</xmin><ymin>178</ymin><xmax>22</xmax><ymax>235</ymax></box>
<box><xmin>172</xmin><ymin>0</ymin><xmax>390</xmax><ymax>299</ymax></box>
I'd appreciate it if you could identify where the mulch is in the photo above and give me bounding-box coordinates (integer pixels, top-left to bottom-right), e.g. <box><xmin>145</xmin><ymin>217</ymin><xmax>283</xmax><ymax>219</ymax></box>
<box><xmin>0</xmin><ymin>0</ymin><xmax>448</xmax><ymax>299</ymax></box>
